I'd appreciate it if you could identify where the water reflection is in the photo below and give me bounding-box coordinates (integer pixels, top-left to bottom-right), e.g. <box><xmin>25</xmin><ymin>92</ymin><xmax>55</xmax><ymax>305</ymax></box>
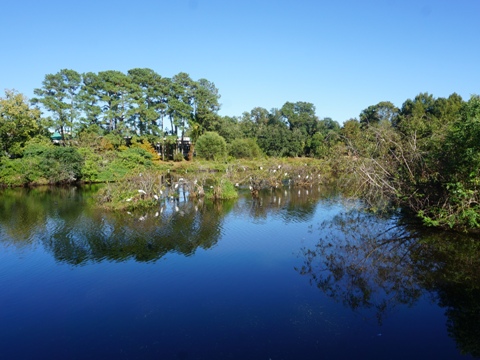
<box><xmin>244</xmin><ymin>186</ymin><xmax>337</xmax><ymax>222</ymax></box>
<box><xmin>298</xmin><ymin>208</ymin><xmax>480</xmax><ymax>358</ymax></box>
<box><xmin>1</xmin><ymin>186</ymin><xmax>479</xmax><ymax>358</ymax></box>
<box><xmin>0</xmin><ymin>185</ymin><xmax>333</xmax><ymax>265</ymax></box>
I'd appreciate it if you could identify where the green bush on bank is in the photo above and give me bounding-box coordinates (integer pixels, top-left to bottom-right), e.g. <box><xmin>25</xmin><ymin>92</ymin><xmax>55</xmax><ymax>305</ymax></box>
<box><xmin>1</xmin><ymin>144</ymin><xmax>84</xmax><ymax>185</ymax></box>
<box><xmin>196</xmin><ymin>132</ymin><xmax>227</xmax><ymax>161</ymax></box>
<box><xmin>228</xmin><ymin>138</ymin><xmax>263</xmax><ymax>159</ymax></box>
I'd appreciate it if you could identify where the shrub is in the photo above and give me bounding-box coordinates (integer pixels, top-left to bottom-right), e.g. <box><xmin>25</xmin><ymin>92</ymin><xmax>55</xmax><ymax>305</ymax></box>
<box><xmin>78</xmin><ymin>147</ymin><xmax>102</xmax><ymax>182</ymax></box>
<box><xmin>228</xmin><ymin>138</ymin><xmax>263</xmax><ymax>159</ymax></box>
<box><xmin>205</xmin><ymin>178</ymin><xmax>238</xmax><ymax>200</ymax></box>
<box><xmin>131</xmin><ymin>137</ymin><xmax>159</xmax><ymax>160</ymax></box>
<box><xmin>118</xmin><ymin>147</ymin><xmax>153</xmax><ymax>167</ymax></box>
<box><xmin>40</xmin><ymin>147</ymin><xmax>84</xmax><ymax>183</ymax></box>
<box><xmin>196</xmin><ymin>132</ymin><xmax>227</xmax><ymax>161</ymax></box>
<box><xmin>23</xmin><ymin>137</ymin><xmax>54</xmax><ymax>157</ymax></box>
<box><xmin>0</xmin><ymin>158</ymin><xmax>27</xmax><ymax>186</ymax></box>
<box><xmin>173</xmin><ymin>152</ymin><xmax>184</xmax><ymax>162</ymax></box>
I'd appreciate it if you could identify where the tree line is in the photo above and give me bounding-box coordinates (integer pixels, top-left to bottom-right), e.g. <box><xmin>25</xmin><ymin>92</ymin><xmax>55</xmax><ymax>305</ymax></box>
<box><xmin>2</xmin><ymin>67</ymin><xmax>480</xmax><ymax>230</ymax></box>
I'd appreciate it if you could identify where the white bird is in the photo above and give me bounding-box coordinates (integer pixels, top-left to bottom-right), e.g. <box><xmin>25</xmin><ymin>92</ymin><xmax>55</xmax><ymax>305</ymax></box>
<box><xmin>155</xmin><ymin>211</ymin><xmax>159</xmax><ymax>217</ymax></box>
<box><xmin>174</xmin><ymin>183</ymin><xmax>179</xmax><ymax>189</ymax></box>
<box><xmin>159</xmin><ymin>190</ymin><xmax>163</xmax><ymax>195</ymax></box>
<box><xmin>126</xmin><ymin>198</ymin><xmax>132</xmax><ymax>202</ymax></box>
<box><xmin>175</xmin><ymin>205</ymin><xmax>179</xmax><ymax>212</ymax></box>
<box><xmin>153</xmin><ymin>194</ymin><xmax>159</xmax><ymax>200</ymax></box>
<box><xmin>138</xmin><ymin>189</ymin><xmax>146</xmax><ymax>194</ymax></box>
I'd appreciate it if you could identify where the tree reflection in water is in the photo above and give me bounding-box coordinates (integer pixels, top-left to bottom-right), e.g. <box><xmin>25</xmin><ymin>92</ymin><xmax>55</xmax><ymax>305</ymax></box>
<box><xmin>298</xmin><ymin>207</ymin><xmax>480</xmax><ymax>358</ymax></box>
<box><xmin>297</xmin><ymin>209</ymin><xmax>423</xmax><ymax>324</ymax></box>
<box><xmin>0</xmin><ymin>186</ymin><xmax>231</xmax><ymax>264</ymax></box>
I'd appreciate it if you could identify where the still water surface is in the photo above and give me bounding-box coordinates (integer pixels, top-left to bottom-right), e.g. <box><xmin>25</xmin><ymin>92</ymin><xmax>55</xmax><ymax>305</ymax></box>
<box><xmin>0</xmin><ymin>186</ymin><xmax>478</xmax><ymax>359</ymax></box>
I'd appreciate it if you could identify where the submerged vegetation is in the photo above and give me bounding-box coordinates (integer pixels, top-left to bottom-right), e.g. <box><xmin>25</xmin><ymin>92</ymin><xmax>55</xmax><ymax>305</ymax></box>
<box><xmin>1</xmin><ymin>68</ymin><xmax>480</xmax><ymax>230</ymax></box>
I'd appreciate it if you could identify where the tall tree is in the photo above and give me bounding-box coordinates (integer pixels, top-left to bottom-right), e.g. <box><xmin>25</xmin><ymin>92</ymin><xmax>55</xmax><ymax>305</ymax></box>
<box><xmin>167</xmin><ymin>72</ymin><xmax>194</xmax><ymax>137</ymax></box>
<box><xmin>191</xmin><ymin>78</ymin><xmax>220</xmax><ymax>133</ymax></box>
<box><xmin>32</xmin><ymin>69</ymin><xmax>81</xmax><ymax>143</ymax></box>
<box><xmin>96</xmin><ymin>70</ymin><xmax>132</xmax><ymax>132</ymax></box>
<box><xmin>359</xmin><ymin>101</ymin><xmax>398</xmax><ymax>128</ymax></box>
<box><xmin>127</xmin><ymin>68</ymin><xmax>169</xmax><ymax>136</ymax></box>
<box><xmin>77</xmin><ymin>71</ymin><xmax>103</xmax><ymax>128</ymax></box>
<box><xmin>280</xmin><ymin>101</ymin><xmax>318</xmax><ymax>135</ymax></box>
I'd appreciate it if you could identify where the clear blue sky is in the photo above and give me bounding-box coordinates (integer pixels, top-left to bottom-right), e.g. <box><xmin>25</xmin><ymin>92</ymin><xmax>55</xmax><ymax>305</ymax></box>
<box><xmin>1</xmin><ymin>0</ymin><xmax>479</xmax><ymax>123</ymax></box>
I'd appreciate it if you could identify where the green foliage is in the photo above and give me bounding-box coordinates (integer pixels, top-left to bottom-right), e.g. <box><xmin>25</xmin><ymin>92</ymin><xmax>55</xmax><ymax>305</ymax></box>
<box><xmin>103</xmin><ymin>133</ymin><xmax>126</xmax><ymax>150</ymax></box>
<box><xmin>417</xmin><ymin>95</ymin><xmax>480</xmax><ymax>230</ymax></box>
<box><xmin>39</xmin><ymin>147</ymin><xmax>84</xmax><ymax>183</ymax></box>
<box><xmin>77</xmin><ymin>147</ymin><xmax>102</xmax><ymax>182</ymax></box>
<box><xmin>0</xmin><ymin>158</ymin><xmax>29</xmax><ymax>186</ymax></box>
<box><xmin>173</xmin><ymin>152</ymin><xmax>185</xmax><ymax>162</ymax></box>
<box><xmin>281</xmin><ymin>101</ymin><xmax>318</xmax><ymax>136</ymax></box>
<box><xmin>23</xmin><ymin>137</ymin><xmax>55</xmax><ymax>157</ymax></box>
<box><xmin>0</xmin><ymin>143</ymin><xmax>84</xmax><ymax>185</ymax></box>
<box><xmin>228</xmin><ymin>138</ymin><xmax>262</xmax><ymax>159</ymax></box>
<box><xmin>32</xmin><ymin>69</ymin><xmax>81</xmax><ymax>140</ymax></box>
<box><xmin>118</xmin><ymin>147</ymin><xmax>153</xmax><ymax>167</ymax></box>
<box><xmin>257</xmin><ymin>123</ymin><xmax>295</xmax><ymax>157</ymax></box>
<box><xmin>359</xmin><ymin>101</ymin><xmax>398</xmax><ymax>128</ymax></box>
<box><xmin>195</xmin><ymin>132</ymin><xmax>227</xmax><ymax>160</ymax></box>
<box><xmin>205</xmin><ymin>178</ymin><xmax>238</xmax><ymax>200</ymax></box>
<box><xmin>0</xmin><ymin>90</ymin><xmax>42</xmax><ymax>158</ymax></box>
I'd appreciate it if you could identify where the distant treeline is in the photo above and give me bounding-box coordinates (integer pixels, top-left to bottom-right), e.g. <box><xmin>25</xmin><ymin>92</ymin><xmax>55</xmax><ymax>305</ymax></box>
<box><xmin>1</xmin><ymin>68</ymin><xmax>480</xmax><ymax>230</ymax></box>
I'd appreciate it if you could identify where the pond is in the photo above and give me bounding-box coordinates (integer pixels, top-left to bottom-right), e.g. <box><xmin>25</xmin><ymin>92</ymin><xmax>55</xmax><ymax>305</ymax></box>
<box><xmin>0</xmin><ymin>186</ymin><xmax>478</xmax><ymax>359</ymax></box>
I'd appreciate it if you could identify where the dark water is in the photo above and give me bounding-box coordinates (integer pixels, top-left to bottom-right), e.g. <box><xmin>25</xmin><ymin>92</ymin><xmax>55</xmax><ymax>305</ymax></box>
<box><xmin>0</xmin><ymin>186</ymin><xmax>478</xmax><ymax>360</ymax></box>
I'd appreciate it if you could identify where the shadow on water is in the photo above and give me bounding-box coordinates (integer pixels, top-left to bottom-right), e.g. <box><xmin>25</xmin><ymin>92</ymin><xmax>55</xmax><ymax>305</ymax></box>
<box><xmin>297</xmin><ymin>207</ymin><xmax>480</xmax><ymax>358</ymax></box>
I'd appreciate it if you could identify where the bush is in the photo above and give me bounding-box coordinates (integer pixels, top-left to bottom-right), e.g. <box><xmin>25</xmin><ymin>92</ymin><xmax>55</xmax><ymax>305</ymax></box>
<box><xmin>196</xmin><ymin>132</ymin><xmax>227</xmax><ymax>161</ymax></box>
<box><xmin>173</xmin><ymin>152</ymin><xmax>184</xmax><ymax>162</ymax></box>
<box><xmin>131</xmin><ymin>137</ymin><xmax>159</xmax><ymax>160</ymax></box>
<box><xmin>0</xmin><ymin>158</ymin><xmax>28</xmax><ymax>186</ymax></box>
<box><xmin>205</xmin><ymin>178</ymin><xmax>238</xmax><ymax>200</ymax></box>
<box><xmin>118</xmin><ymin>147</ymin><xmax>153</xmax><ymax>167</ymax></box>
<box><xmin>228</xmin><ymin>138</ymin><xmax>263</xmax><ymax>159</ymax></box>
<box><xmin>40</xmin><ymin>147</ymin><xmax>84</xmax><ymax>183</ymax></box>
<box><xmin>22</xmin><ymin>137</ymin><xmax>54</xmax><ymax>157</ymax></box>
<box><xmin>78</xmin><ymin>147</ymin><xmax>102</xmax><ymax>182</ymax></box>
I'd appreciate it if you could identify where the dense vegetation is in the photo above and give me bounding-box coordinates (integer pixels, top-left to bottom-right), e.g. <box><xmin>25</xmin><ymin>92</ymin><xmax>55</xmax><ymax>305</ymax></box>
<box><xmin>1</xmin><ymin>68</ymin><xmax>480</xmax><ymax>231</ymax></box>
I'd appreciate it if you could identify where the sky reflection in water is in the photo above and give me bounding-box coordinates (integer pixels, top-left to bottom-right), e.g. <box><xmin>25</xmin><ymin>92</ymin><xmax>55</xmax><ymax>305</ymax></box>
<box><xmin>0</xmin><ymin>186</ymin><xmax>477</xmax><ymax>359</ymax></box>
